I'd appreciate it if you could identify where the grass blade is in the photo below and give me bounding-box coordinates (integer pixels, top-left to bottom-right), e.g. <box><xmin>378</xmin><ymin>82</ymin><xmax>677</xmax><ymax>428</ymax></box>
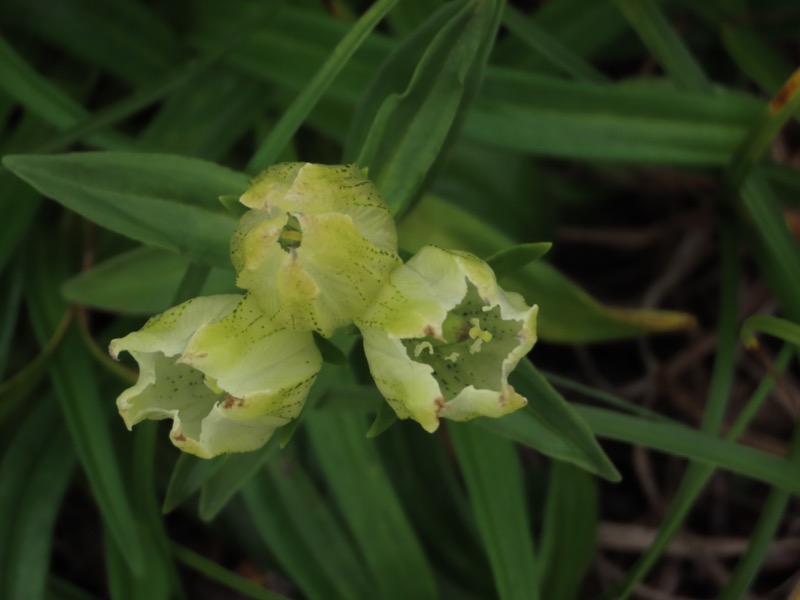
<box><xmin>613</xmin><ymin>226</ymin><xmax>739</xmax><ymax>598</ymax></box>
<box><xmin>26</xmin><ymin>232</ymin><xmax>145</xmax><ymax>573</ymax></box>
<box><xmin>538</xmin><ymin>462</ymin><xmax>598</xmax><ymax>600</ymax></box>
<box><xmin>720</xmin><ymin>425</ymin><xmax>800</xmax><ymax>598</ymax></box>
<box><xmin>306</xmin><ymin>408</ymin><xmax>440</xmax><ymax>600</ymax></box>
<box><xmin>246</xmin><ymin>0</ymin><xmax>399</xmax><ymax>173</ymax></box>
<box><xmin>501</xmin><ymin>5</ymin><xmax>607</xmax><ymax>84</ymax></box>
<box><xmin>614</xmin><ymin>0</ymin><xmax>711</xmax><ymax>92</ymax></box>
<box><xmin>3</xmin><ymin>427</ymin><xmax>74</xmax><ymax>600</ymax></box>
<box><xmin>0</xmin><ymin>36</ymin><xmax>131</xmax><ymax>150</ymax></box>
<box><xmin>355</xmin><ymin>0</ymin><xmax>503</xmax><ymax>216</ymax></box>
<box><xmin>450</xmin><ymin>424</ymin><xmax>540</xmax><ymax>600</ymax></box>
<box><xmin>62</xmin><ymin>247</ymin><xmax>236</xmax><ymax>316</ymax></box>
<box><xmin>726</xmin><ymin>67</ymin><xmax>800</xmax><ymax>188</ymax></box>
<box><xmin>2</xmin><ymin>0</ymin><xmax>183</xmax><ymax>86</ymax></box>
<box><xmin>3</xmin><ymin>152</ymin><xmax>245</xmax><ymax>267</ymax></box>
<box><xmin>481</xmin><ymin>359</ymin><xmax>620</xmax><ymax>481</ymax></box>
<box><xmin>578</xmin><ymin>405</ymin><xmax>800</xmax><ymax>494</ymax></box>
<box><xmin>241</xmin><ymin>458</ymin><xmax>373</xmax><ymax>600</ymax></box>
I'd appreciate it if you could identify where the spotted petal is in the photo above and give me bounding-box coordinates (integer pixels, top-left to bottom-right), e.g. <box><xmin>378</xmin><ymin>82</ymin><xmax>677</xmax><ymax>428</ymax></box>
<box><xmin>356</xmin><ymin>246</ymin><xmax>537</xmax><ymax>432</ymax></box>
<box><xmin>110</xmin><ymin>294</ymin><xmax>322</xmax><ymax>458</ymax></box>
<box><xmin>231</xmin><ymin>163</ymin><xmax>401</xmax><ymax>336</ymax></box>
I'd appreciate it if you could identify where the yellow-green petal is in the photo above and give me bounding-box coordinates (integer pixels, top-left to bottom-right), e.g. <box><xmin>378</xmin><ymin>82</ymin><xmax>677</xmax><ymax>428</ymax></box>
<box><xmin>232</xmin><ymin>163</ymin><xmax>401</xmax><ymax>335</ymax></box>
<box><xmin>109</xmin><ymin>294</ymin><xmax>322</xmax><ymax>458</ymax></box>
<box><xmin>182</xmin><ymin>294</ymin><xmax>322</xmax><ymax>422</ymax></box>
<box><xmin>356</xmin><ymin>246</ymin><xmax>538</xmax><ymax>431</ymax></box>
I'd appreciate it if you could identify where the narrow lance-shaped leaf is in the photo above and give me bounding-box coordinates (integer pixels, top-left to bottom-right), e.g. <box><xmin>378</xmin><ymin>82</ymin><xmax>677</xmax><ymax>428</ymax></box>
<box><xmin>450</xmin><ymin>424</ymin><xmax>541</xmax><ymax>600</ymax></box>
<box><xmin>3</xmin><ymin>152</ymin><xmax>246</xmax><ymax>267</ymax></box>
<box><xmin>355</xmin><ymin>0</ymin><xmax>503</xmax><ymax>215</ymax></box>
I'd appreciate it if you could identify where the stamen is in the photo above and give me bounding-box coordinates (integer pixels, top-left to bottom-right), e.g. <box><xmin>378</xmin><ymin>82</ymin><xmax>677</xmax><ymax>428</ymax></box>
<box><xmin>467</xmin><ymin>318</ymin><xmax>493</xmax><ymax>352</ymax></box>
<box><xmin>414</xmin><ymin>341</ymin><xmax>434</xmax><ymax>357</ymax></box>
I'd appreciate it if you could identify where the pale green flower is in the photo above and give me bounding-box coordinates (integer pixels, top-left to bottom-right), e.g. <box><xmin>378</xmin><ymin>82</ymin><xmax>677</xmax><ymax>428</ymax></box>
<box><xmin>230</xmin><ymin>163</ymin><xmax>401</xmax><ymax>336</ymax></box>
<box><xmin>109</xmin><ymin>294</ymin><xmax>322</xmax><ymax>458</ymax></box>
<box><xmin>356</xmin><ymin>246</ymin><xmax>538</xmax><ymax>432</ymax></box>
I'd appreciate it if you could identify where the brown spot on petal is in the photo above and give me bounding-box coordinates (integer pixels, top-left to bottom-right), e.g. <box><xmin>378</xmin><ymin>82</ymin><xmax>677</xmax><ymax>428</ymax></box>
<box><xmin>173</xmin><ymin>434</ymin><xmax>187</xmax><ymax>442</ymax></box>
<box><xmin>222</xmin><ymin>394</ymin><xmax>245</xmax><ymax>409</ymax></box>
<box><xmin>434</xmin><ymin>396</ymin><xmax>446</xmax><ymax>415</ymax></box>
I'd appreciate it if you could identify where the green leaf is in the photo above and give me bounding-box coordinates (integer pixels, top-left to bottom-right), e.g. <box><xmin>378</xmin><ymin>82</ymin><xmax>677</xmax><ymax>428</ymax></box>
<box><xmin>400</xmin><ymin>195</ymin><xmax>696</xmax><ymax>342</ymax></box>
<box><xmin>306</xmin><ymin>408</ymin><xmax>440</xmax><ymax>600</ymax></box>
<box><xmin>3</xmin><ymin>152</ymin><xmax>246</xmax><ymax>267</ymax></box>
<box><xmin>479</xmin><ymin>359</ymin><xmax>620</xmax><ymax>481</ymax></box>
<box><xmin>464</xmin><ymin>70</ymin><xmax>757</xmax><ymax>165</ymax></box>
<box><xmin>0</xmin><ymin>36</ymin><xmax>132</xmax><ymax>150</ymax></box>
<box><xmin>720</xmin><ymin>23</ymin><xmax>793</xmax><ymax>95</ymax></box>
<box><xmin>4</xmin><ymin>428</ymin><xmax>74</xmax><ymax>600</ymax></box>
<box><xmin>538</xmin><ymin>462</ymin><xmax>598</xmax><ymax>600</ymax></box>
<box><xmin>163</xmin><ymin>453</ymin><xmax>226</xmax><ymax>514</ymax></box>
<box><xmin>313</xmin><ymin>332</ymin><xmax>349</xmax><ymax>366</ymax></box>
<box><xmin>246</xmin><ymin>0</ymin><xmax>399</xmax><ymax>172</ymax></box>
<box><xmin>501</xmin><ymin>5</ymin><xmax>607</xmax><ymax>84</ymax></box>
<box><xmin>726</xmin><ymin>68</ymin><xmax>800</xmax><ymax>189</ymax></box>
<box><xmin>739</xmin><ymin>174</ymin><xmax>800</xmax><ymax>322</ymax></box>
<box><xmin>344</xmin><ymin>0</ymin><xmax>464</xmax><ymax>159</ymax></box>
<box><xmin>0</xmin><ymin>179</ymin><xmax>40</xmax><ymax>275</ymax></box>
<box><xmin>63</xmin><ymin>246</ymin><xmax>237</xmax><ymax>315</ymax></box>
<box><xmin>0</xmin><ymin>396</ymin><xmax>73</xmax><ymax>600</ymax></box>
<box><xmin>740</xmin><ymin>314</ymin><xmax>800</xmax><ymax>349</ymax></box>
<box><xmin>2</xmin><ymin>0</ymin><xmax>183</xmax><ymax>86</ymax></box>
<box><xmin>486</xmin><ymin>243</ymin><xmax>552</xmax><ymax>279</ymax></box>
<box><xmin>613</xmin><ymin>227</ymin><xmax>740</xmax><ymax>598</ymax></box>
<box><xmin>140</xmin><ymin>69</ymin><xmax>268</xmax><ymax>160</ymax></box>
<box><xmin>355</xmin><ymin>0</ymin><xmax>503</xmax><ymax>215</ymax></box>
<box><xmin>188</xmin><ymin>3</ymin><xmax>391</xmax><ymax>112</ymax></box>
<box><xmin>26</xmin><ymin>232</ymin><xmax>146</xmax><ymax>574</ymax></box>
<box><xmin>366</xmin><ymin>400</ymin><xmax>397</xmax><ymax>438</ymax></box>
<box><xmin>242</xmin><ymin>457</ymin><xmax>374</xmax><ymax>600</ymax></box>
<box><xmin>720</xmin><ymin>427</ymin><xmax>800</xmax><ymax>598</ymax></box>
<box><xmin>494</xmin><ymin>0</ymin><xmax>627</xmax><ymax>73</ymax></box>
<box><xmin>450</xmin><ymin>424</ymin><xmax>540</xmax><ymax>600</ymax></box>
<box><xmin>578</xmin><ymin>405</ymin><xmax>800</xmax><ymax>494</ymax></box>
<box><xmin>614</xmin><ymin>0</ymin><xmax>711</xmax><ymax>92</ymax></box>
<box><xmin>198</xmin><ymin>438</ymin><xmax>278</xmax><ymax>521</ymax></box>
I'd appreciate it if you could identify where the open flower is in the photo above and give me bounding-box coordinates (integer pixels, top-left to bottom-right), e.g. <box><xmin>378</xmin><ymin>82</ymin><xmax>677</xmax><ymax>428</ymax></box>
<box><xmin>109</xmin><ymin>294</ymin><xmax>322</xmax><ymax>458</ymax></box>
<box><xmin>356</xmin><ymin>246</ymin><xmax>538</xmax><ymax>432</ymax></box>
<box><xmin>230</xmin><ymin>162</ymin><xmax>401</xmax><ymax>336</ymax></box>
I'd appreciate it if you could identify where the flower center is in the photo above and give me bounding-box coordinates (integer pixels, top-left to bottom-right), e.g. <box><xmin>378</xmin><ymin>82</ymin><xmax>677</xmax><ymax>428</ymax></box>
<box><xmin>402</xmin><ymin>280</ymin><xmax>522</xmax><ymax>400</ymax></box>
<box><xmin>279</xmin><ymin>214</ymin><xmax>302</xmax><ymax>251</ymax></box>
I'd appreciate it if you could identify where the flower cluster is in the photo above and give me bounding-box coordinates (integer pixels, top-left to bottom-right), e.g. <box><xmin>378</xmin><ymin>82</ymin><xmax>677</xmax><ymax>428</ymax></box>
<box><xmin>111</xmin><ymin>163</ymin><xmax>538</xmax><ymax>458</ymax></box>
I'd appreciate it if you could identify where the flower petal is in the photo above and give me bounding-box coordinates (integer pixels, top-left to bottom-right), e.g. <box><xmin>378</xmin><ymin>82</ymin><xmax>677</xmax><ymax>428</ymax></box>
<box><xmin>110</xmin><ymin>294</ymin><xmax>322</xmax><ymax>458</ymax></box>
<box><xmin>181</xmin><ymin>294</ymin><xmax>323</xmax><ymax>421</ymax></box>
<box><xmin>232</xmin><ymin>163</ymin><xmax>401</xmax><ymax>335</ymax></box>
<box><xmin>356</xmin><ymin>246</ymin><xmax>538</xmax><ymax>431</ymax></box>
<box><xmin>359</xmin><ymin>326</ymin><xmax>443</xmax><ymax>432</ymax></box>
